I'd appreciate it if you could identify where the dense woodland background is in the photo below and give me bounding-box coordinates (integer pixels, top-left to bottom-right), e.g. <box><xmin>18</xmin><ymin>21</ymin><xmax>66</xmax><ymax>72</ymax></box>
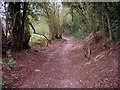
<box><xmin>0</xmin><ymin>1</ymin><xmax>120</xmax><ymax>88</ymax></box>
<box><xmin>1</xmin><ymin>2</ymin><xmax>120</xmax><ymax>51</ymax></box>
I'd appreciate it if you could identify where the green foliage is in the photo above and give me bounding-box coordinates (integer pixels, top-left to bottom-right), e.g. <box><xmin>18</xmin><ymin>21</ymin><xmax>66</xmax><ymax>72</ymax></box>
<box><xmin>30</xmin><ymin>34</ymin><xmax>50</xmax><ymax>48</ymax></box>
<box><xmin>7</xmin><ymin>50</ymin><xmax>11</xmax><ymax>58</ymax></box>
<box><xmin>28</xmin><ymin>2</ymin><xmax>62</xmax><ymax>40</ymax></box>
<box><xmin>55</xmin><ymin>34</ymin><xmax>62</xmax><ymax>39</ymax></box>
<box><xmin>30</xmin><ymin>34</ymin><xmax>49</xmax><ymax>42</ymax></box>
<box><xmin>28</xmin><ymin>3</ymin><xmax>41</xmax><ymax>22</ymax></box>
<box><xmin>7</xmin><ymin>59</ymin><xmax>16</xmax><ymax>69</ymax></box>
<box><xmin>62</xmin><ymin>9</ymin><xmax>87</xmax><ymax>40</ymax></box>
<box><xmin>7</xmin><ymin>50</ymin><xmax>17</xmax><ymax>69</ymax></box>
<box><xmin>110</xmin><ymin>14</ymin><xmax>120</xmax><ymax>42</ymax></box>
<box><xmin>29</xmin><ymin>17</ymin><xmax>49</xmax><ymax>34</ymax></box>
<box><xmin>62</xmin><ymin>2</ymin><xmax>120</xmax><ymax>43</ymax></box>
<box><xmin>0</xmin><ymin>60</ymin><xmax>2</xmax><ymax>65</ymax></box>
<box><xmin>0</xmin><ymin>81</ymin><xmax>5</xmax><ymax>89</ymax></box>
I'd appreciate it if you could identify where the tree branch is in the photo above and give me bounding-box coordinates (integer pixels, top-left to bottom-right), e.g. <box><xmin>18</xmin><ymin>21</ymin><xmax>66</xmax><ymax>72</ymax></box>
<box><xmin>29</xmin><ymin>22</ymin><xmax>51</xmax><ymax>43</ymax></box>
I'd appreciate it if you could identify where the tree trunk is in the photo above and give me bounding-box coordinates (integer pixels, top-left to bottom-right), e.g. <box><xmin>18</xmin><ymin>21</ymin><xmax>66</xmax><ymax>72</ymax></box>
<box><xmin>104</xmin><ymin>3</ymin><xmax>112</xmax><ymax>42</ymax></box>
<box><xmin>1</xmin><ymin>20</ymin><xmax>7</xmax><ymax>56</ymax></box>
<box><xmin>11</xmin><ymin>2</ymin><xmax>30</xmax><ymax>50</ymax></box>
<box><xmin>22</xmin><ymin>2</ymin><xmax>31</xmax><ymax>49</ymax></box>
<box><xmin>12</xmin><ymin>2</ymin><xmax>21</xmax><ymax>50</ymax></box>
<box><xmin>92</xmin><ymin>3</ymin><xmax>98</xmax><ymax>43</ymax></box>
<box><xmin>5</xmin><ymin>2</ymin><xmax>9</xmax><ymax>38</ymax></box>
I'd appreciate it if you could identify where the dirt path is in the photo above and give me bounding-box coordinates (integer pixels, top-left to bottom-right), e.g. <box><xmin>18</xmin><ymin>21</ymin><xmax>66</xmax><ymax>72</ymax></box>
<box><xmin>3</xmin><ymin>37</ymin><xmax>119</xmax><ymax>88</ymax></box>
<box><xmin>19</xmin><ymin>38</ymin><xmax>82</xmax><ymax>88</ymax></box>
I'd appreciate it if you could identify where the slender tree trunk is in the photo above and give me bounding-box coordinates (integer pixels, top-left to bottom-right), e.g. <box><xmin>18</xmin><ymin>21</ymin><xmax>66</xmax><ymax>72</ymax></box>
<box><xmin>104</xmin><ymin>3</ymin><xmax>112</xmax><ymax>42</ymax></box>
<box><xmin>1</xmin><ymin>19</ymin><xmax>7</xmax><ymax>56</ymax></box>
<box><xmin>92</xmin><ymin>3</ymin><xmax>97</xmax><ymax>43</ymax></box>
<box><xmin>5</xmin><ymin>2</ymin><xmax>9</xmax><ymax>38</ymax></box>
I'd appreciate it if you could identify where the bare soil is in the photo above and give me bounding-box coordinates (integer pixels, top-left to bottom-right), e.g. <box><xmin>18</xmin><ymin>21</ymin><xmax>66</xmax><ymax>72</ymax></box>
<box><xmin>2</xmin><ymin>35</ymin><xmax>119</xmax><ymax>88</ymax></box>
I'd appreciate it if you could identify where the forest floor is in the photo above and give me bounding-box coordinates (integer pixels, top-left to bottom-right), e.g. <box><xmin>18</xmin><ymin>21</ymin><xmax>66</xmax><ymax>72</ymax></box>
<box><xmin>2</xmin><ymin>34</ymin><xmax>119</xmax><ymax>88</ymax></box>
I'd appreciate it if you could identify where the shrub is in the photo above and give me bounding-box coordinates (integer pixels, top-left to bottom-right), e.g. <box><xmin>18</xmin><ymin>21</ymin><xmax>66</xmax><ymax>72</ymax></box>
<box><xmin>7</xmin><ymin>59</ymin><xmax>16</xmax><ymax>69</ymax></box>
